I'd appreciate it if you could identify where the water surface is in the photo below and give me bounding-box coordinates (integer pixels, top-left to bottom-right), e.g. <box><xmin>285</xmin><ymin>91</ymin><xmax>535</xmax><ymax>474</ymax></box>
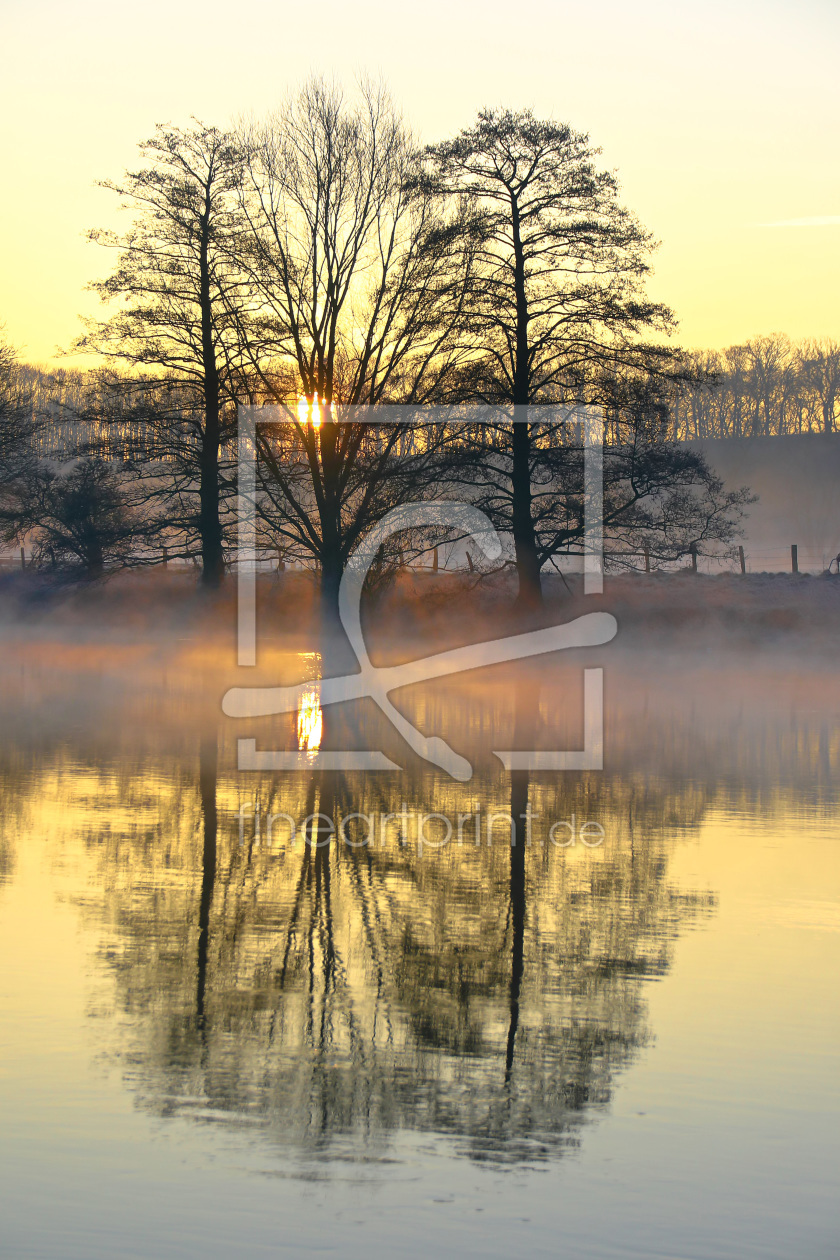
<box><xmin>0</xmin><ymin>641</ymin><xmax>837</xmax><ymax>1258</ymax></box>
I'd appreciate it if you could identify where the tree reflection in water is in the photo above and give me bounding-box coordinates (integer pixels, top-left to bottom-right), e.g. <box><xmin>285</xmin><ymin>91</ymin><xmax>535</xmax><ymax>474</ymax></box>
<box><xmin>196</xmin><ymin>731</ymin><xmax>217</xmax><ymax>1042</ymax></box>
<box><xmin>10</xmin><ymin>654</ymin><xmax>837</xmax><ymax>1168</ymax></box>
<box><xmin>57</xmin><ymin>703</ymin><xmax>716</xmax><ymax>1167</ymax></box>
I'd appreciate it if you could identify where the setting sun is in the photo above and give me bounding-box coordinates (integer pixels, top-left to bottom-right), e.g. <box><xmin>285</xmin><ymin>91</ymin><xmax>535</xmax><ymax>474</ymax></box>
<box><xmin>297</xmin><ymin>393</ymin><xmax>322</xmax><ymax>429</ymax></box>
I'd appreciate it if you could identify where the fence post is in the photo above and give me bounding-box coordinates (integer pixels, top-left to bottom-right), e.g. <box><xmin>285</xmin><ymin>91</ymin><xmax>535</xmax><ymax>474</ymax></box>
<box><xmin>162</xmin><ymin>546</ymin><xmax>168</xmax><ymax>570</ymax></box>
<box><xmin>738</xmin><ymin>545</ymin><xmax>746</xmax><ymax>574</ymax></box>
<box><xmin>690</xmin><ymin>543</ymin><xmax>698</xmax><ymax>573</ymax></box>
<box><xmin>20</xmin><ymin>546</ymin><xmax>25</xmax><ymax>570</ymax></box>
<box><xmin>643</xmin><ymin>541</ymin><xmax>650</xmax><ymax>573</ymax></box>
<box><xmin>791</xmin><ymin>544</ymin><xmax>798</xmax><ymax>574</ymax></box>
<box><xmin>432</xmin><ymin>545</ymin><xmax>439</xmax><ymax>573</ymax></box>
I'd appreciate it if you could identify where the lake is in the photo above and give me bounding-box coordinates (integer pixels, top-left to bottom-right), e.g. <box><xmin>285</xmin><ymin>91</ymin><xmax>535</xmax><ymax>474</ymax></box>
<box><xmin>0</xmin><ymin>633</ymin><xmax>838</xmax><ymax>1258</ymax></box>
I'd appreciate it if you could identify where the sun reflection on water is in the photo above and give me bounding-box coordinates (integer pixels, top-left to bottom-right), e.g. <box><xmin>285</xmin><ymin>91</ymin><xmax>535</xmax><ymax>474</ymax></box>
<box><xmin>296</xmin><ymin>684</ymin><xmax>323</xmax><ymax>752</ymax></box>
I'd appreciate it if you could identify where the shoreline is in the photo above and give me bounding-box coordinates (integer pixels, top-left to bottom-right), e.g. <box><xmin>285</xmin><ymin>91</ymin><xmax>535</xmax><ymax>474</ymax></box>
<box><xmin>1</xmin><ymin>568</ymin><xmax>838</xmax><ymax>657</ymax></box>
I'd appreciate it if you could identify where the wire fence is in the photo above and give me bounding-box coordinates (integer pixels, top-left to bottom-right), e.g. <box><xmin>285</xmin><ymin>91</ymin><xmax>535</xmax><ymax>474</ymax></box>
<box><xmin>3</xmin><ymin>544</ymin><xmax>839</xmax><ymax>577</ymax></box>
<box><xmin>669</xmin><ymin>546</ymin><xmax>839</xmax><ymax>577</ymax></box>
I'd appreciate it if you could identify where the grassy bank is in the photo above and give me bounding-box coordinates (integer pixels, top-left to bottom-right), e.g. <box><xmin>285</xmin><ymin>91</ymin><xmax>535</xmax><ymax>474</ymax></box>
<box><xmin>1</xmin><ymin>567</ymin><xmax>838</xmax><ymax>659</ymax></box>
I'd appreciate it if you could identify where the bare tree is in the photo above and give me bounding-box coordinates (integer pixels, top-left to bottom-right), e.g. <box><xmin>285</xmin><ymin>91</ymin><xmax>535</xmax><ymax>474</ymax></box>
<box><xmin>800</xmin><ymin>339</ymin><xmax>840</xmax><ymax>435</ymax></box>
<box><xmin>77</xmin><ymin>121</ymin><xmax>250</xmax><ymax>586</ymax></box>
<box><xmin>0</xmin><ymin>329</ymin><xmax>40</xmax><ymax>538</ymax></box>
<box><xmin>235</xmin><ymin>79</ymin><xmax>478</xmax><ymax>625</ymax></box>
<box><xmin>426</xmin><ymin>108</ymin><xmax>676</xmax><ymax>609</ymax></box>
<box><xmin>17</xmin><ymin>457</ymin><xmax>140</xmax><ymax>579</ymax></box>
<box><xmin>0</xmin><ymin>333</ymin><xmax>35</xmax><ymax>478</ymax></box>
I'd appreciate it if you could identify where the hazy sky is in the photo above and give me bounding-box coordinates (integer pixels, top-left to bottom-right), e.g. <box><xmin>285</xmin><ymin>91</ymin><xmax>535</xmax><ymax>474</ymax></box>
<box><xmin>1</xmin><ymin>0</ymin><xmax>837</xmax><ymax>365</ymax></box>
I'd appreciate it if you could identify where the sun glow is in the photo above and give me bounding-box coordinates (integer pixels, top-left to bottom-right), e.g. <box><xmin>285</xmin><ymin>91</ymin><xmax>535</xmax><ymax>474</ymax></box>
<box><xmin>297</xmin><ymin>393</ymin><xmax>322</xmax><ymax>429</ymax></box>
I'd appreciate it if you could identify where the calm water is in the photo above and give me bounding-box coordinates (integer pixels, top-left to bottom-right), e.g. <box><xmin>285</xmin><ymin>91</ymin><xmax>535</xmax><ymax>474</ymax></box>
<box><xmin>0</xmin><ymin>638</ymin><xmax>838</xmax><ymax>1258</ymax></box>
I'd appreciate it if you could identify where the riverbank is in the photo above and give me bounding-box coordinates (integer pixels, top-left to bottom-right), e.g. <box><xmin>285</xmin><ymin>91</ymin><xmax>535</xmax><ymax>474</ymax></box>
<box><xmin>1</xmin><ymin>568</ymin><xmax>838</xmax><ymax>659</ymax></box>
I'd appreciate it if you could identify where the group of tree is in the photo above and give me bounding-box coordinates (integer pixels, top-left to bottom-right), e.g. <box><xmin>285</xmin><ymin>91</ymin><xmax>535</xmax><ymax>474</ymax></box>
<box><xmin>671</xmin><ymin>334</ymin><xmax>840</xmax><ymax>440</ymax></box>
<box><xmin>0</xmin><ymin>330</ymin><xmax>38</xmax><ymax>497</ymax></box>
<box><xmin>1</xmin><ymin>80</ymin><xmax>754</xmax><ymax>617</ymax></box>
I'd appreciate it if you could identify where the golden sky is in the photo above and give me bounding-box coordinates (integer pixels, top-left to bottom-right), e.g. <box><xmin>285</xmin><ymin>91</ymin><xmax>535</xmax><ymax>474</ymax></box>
<box><xmin>1</xmin><ymin>0</ymin><xmax>837</xmax><ymax>366</ymax></box>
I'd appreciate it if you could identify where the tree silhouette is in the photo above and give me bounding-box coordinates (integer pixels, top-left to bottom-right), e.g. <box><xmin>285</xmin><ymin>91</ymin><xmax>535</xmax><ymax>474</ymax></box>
<box><xmin>426</xmin><ymin>109</ymin><xmax>676</xmax><ymax>607</ymax></box>
<box><xmin>235</xmin><ymin>79</ymin><xmax>478</xmax><ymax>625</ymax></box>
<box><xmin>77</xmin><ymin>122</ymin><xmax>250</xmax><ymax>586</ymax></box>
<box><xmin>0</xmin><ymin>330</ymin><xmax>39</xmax><ymax>534</ymax></box>
<box><xmin>18</xmin><ymin>457</ymin><xmax>140</xmax><ymax>578</ymax></box>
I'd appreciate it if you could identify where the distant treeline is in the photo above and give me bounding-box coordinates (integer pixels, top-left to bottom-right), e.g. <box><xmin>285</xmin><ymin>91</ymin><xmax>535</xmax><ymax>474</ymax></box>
<box><xmin>671</xmin><ymin>335</ymin><xmax>840</xmax><ymax>440</ymax></box>
<box><xmin>14</xmin><ymin>332</ymin><xmax>840</xmax><ymax>456</ymax></box>
<box><xmin>11</xmin><ymin>364</ymin><xmax>170</xmax><ymax>460</ymax></box>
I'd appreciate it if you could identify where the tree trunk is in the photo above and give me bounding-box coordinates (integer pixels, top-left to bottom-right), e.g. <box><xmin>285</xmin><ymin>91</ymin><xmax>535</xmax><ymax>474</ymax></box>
<box><xmin>85</xmin><ymin>539</ymin><xmax>105</xmax><ymax>581</ymax></box>
<box><xmin>509</xmin><ymin>191</ymin><xmax>543</xmax><ymax>612</ymax></box>
<box><xmin>824</xmin><ymin>392</ymin><xmax>836</xmax><ymax>435</ymax></box>
<box><xmin>199</xmin><ymin>440</ymin><xmax>225</xmax><ymax>588</ymax></box>
<box><xmin>315</xmin><ymin>418</ymin><xmax>357</xmax><ymax>673</ymax></box>
<box><xmin>318</xmin><ymin>514</ymin><xmax>356</xmax><ymax>677</ymax></box>
<box><xmin>318</xmin><ymin>418</ymin><xmax>343</xmax><ymax>636</ymax></box>
<box><xmin>319</xmin><ymin>548</ymin><xmax>343</xmax><ymax>636</ymax></box>
<box><xmin>198</xmin><ymin>203</ymin><xmax>225</xmax><ymax>589</ymax></box>
<box><xmin>511</xmin><ymin>421</ymin><xmax>543</xmax><ymax>611</ymax></box>
<box><xmin>318</xmin><ymin>538</ymin><xmax>360</xmax><ymax>683</ymax></box>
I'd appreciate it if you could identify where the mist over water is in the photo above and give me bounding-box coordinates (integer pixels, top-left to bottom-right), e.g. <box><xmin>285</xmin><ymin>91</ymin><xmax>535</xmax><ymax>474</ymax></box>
<box><xmin>0</xmin><ymin>574</ymin><xmax>838</xmax><ymax>1258</ymax></box>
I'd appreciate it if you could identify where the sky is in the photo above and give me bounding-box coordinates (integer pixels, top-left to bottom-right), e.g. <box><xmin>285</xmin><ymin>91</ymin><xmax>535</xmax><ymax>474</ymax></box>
<box><xmin>1</xmin><ymin>0</ymin><xmax>838</xmax><ymax>367</ymax></box>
